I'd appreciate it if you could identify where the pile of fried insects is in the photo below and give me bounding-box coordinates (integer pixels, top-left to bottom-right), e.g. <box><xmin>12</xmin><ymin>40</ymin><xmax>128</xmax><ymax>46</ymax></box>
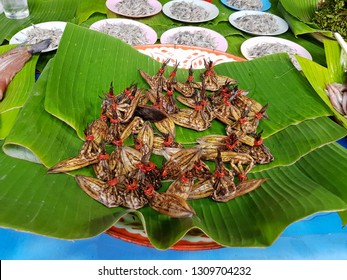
<box><xmin>48</xmin><ymin>59</ymin><xmax>274</xmax><ymax>218</ymax></box>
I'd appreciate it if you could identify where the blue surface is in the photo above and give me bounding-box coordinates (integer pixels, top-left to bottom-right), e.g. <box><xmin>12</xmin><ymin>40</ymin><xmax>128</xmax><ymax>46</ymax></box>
<box><xmin>1</xmin><ymin>139</ymin><xmax>347</xmax><ymax>260</ymax></box>
<box><xmin>0</xmin><ymin>212</ymin><xmax>346</xmax><ymax>260</ymax></box>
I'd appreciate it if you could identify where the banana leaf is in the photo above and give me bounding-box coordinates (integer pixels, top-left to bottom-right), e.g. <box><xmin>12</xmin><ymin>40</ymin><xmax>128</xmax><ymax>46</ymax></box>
<box><xmin>1</xmin><ymin>23</ymin><xmax>347</xmax><ymax>249</ymax></box>
<box><xmin>76</xmin><ymin>0</ymin><xmax>106</xmax><ymax>25</ymax></box>
<box><xmin>278</xmin><ymin>0</ymin><xmax>334</xmax><ymax>38</ymax></box>
<box><xmin>0</xmin><ymin>45</ymin><xmax>39</xmax><ymax>139</ymax></box>
<box><xmin>44</xmin><ymin>25</ymin><xmax>332</xmax><ymax>141</ymax></box>
<box><xmin>2</xmin><ymin>59</ymin><xmax>82</xmax><ymax>164</ymax></box>
<box><xmin>279</xmin><ymin>0</ymin><xmax>318</xmax><ymax>22</ymax></box>
<box><xmin>297</xmin><ymin>40</ymin><xmax>347</xmax><ymax>129</ymax></box>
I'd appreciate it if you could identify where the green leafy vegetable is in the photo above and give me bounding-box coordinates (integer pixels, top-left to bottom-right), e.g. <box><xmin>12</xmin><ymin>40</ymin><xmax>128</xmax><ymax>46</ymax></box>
<box><xmin>312</xmin><ymin>0</ymin><xmax>347</xmax><ymax>38</ymax></box>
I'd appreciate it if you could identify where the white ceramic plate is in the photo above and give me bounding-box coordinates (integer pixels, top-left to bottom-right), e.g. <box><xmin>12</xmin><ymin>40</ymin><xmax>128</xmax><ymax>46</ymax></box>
<box><xmin>106</xmin><ymin>0</ymin><xmax>162</xmax><ymax>18</ymax></box>
<box><xmin>135</xmin><ymin>44</ymin><xmax>244</xmax><ymax>69</ymax></box>
<box><xmin>241</xmin><ymin>36</ymin><xmax>312</xmax><ymax>60</ymax></box>
<box><xmin>162</xmin><ymin>0</ymin><xmax>219</xmax><ymax>23</ymax></box>
<box><xmin>89</xmin><ymin>19</ymin><xmax>157</xmax><ymax>45</ymax></box>
<box><xmin>220</xmin><ymin>0</ymin><xmax>271</xmax><ymax>11</ymax></box>
<box><xmin>241</xmin><ymin>36</ymin><xmax>312</xmax><ymax>70</ymax></box>
<box><xmin>160</xmin><ymin>26</ymin><xmax>228</xmax><ymax>52</ymax></box>
<box><xmin>9</xmin><ymin>21</ymin><xmax>67</xmax><ymax>52</ymax></box>
<box><xmin>229</xmin><ymin>11</ymin><xmax>288</xmax><ymax>36</ymax></box>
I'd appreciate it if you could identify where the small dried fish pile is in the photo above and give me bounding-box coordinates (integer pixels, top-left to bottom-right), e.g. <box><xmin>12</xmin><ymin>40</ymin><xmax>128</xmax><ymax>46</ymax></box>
<box><xmin>325</xmin><ymin>82</ymin><xmax>347</xmax><ymax>117</ymax></box>
<box><xmin>0</xmin><ymin>39</ymin><xmax>51</xmax><ymax>101</ymax></box>
<box><xmin>167</xmin><ymin>30</ymin><xmax>218</xmax><ymax>49</ymax></box>
<box><xmin>49</xmin><ymin>59</ymin><xmax>273</xmax><ymax>218</ymax></box>
<box><xmin>170</xmin><ymin>1</ymin><xmax>209</xmax><ymax>21</ymax></box>
<box><xmin>97</xmin><ymin>22</ymin><xmax>150</xmax><ymax>45</ymax></box>
<box><xmin>115</xmin><ymin>0</ymin><xmax>155</xmax><ymax>17</ymax></box>
<box><xmin>247</xmin><ymin>42</ymin><xmax>297</xmax><ymax>58</ymax></box>
<box><xmin>25</xmin><ymin>25</ymin><xmax>63</xmax><ymax>50</ymax></box>
<box><xmin>227</xmin><ymin>0</ymin><xmax>263</xmax><ymax>10</ymax></box>
<box><xmin>235</xmin><ymin>13</ymin><xmax>279</xmax><ymax>34</ymax></box>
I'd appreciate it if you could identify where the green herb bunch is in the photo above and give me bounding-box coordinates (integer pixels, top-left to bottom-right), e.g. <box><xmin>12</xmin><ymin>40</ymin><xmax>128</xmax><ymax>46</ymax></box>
<box><xmin>313</xmin><ymin>0</ymin><xmax>347</xmax><ymax>38</ymax></box>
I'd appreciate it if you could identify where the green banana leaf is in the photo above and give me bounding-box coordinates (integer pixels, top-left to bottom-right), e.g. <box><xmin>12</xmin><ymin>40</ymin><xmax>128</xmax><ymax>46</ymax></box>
<box><xmin>0</xmin><ymin>45</ymin><xmax>39</xmax><ymax>139</ymax></box>
<box><xmin>1</xmin><ymin>23</ymin><xmax>347</xmax><ymax>249</ymax></box>
<box><xmin>278</xmin><ymin>0</ymin><xmax>334</xmax><ymax>38</ymax></box>
<box><xmin>297</xmin><ymin>40</ymin><xmax>347</xmax><ymax>129</ymax></box>
<box><xmin>103</xmin><ymin>0</ymin><xmax>244</xmax><ymax>39</ymax></box>
<box><xmin>44</xmin><ymin>24</ymin><xmax>332</xmax><ymax>142</ymax></box>
<box><xmin>279</xmin><ymin>0</ymin><xmax>318</xmax><ymax>22</ymax></box>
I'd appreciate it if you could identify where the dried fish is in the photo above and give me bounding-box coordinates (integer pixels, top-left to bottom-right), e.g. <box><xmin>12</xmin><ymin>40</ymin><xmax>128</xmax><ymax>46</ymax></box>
<box><xmin>114</xmin><ymin>0</ymin><xmax>155</xmax><ymax>16</ymax></box>
<box><xmin>325</xmin><ymin>82</ymin><xmax>347</xmax><ymax>117</ymax></box>
<box><xmin>75</xmin><ymin>175</ymin><xmax>124</xmax><ymax>208</ymax></box>
<box><xmin>234</xmin><ymin>13</ymin><xmax>279</xmax><ymax>34</ymax></box>
<box><xmin>147</xmin><ymin>191</ymin><xmax>196</xmax><ymax>218</ymax></box>
<box><xmin>167</xmin><ymin>30</ymin><xmax>218</xmax><ymax>49</ymax></box>
<box><xmin>227</xmin><ymin>0</ymin><xmax>263</xmax><ymax>10</ymax></box>
<box><xmin>97</xmin><ymin>22</ymin><xmax>150</xmax><ymax>45</ymax></box>
<box><xmin>247</xmin><ymin>41</ymin><xmax>302</xmax><ymax>68</ymax></box>
<box><xmin>170</xmin><ymin>1</ymin><xmax>209</xmax><ymax>21</ymax></box>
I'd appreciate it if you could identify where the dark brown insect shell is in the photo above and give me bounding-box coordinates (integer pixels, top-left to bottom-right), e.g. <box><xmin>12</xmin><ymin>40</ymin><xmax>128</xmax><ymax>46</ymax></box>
<box><xmin>134</xmin><ymin>105</ymin><xmax>168</xmax><ymax>122</ymax></box>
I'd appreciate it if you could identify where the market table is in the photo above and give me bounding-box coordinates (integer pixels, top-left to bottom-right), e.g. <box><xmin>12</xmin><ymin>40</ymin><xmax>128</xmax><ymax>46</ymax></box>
<box><xmin>1</xmin><ymin>0</ymin><xmax>347</xmax><ymax>259</ymax></box>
